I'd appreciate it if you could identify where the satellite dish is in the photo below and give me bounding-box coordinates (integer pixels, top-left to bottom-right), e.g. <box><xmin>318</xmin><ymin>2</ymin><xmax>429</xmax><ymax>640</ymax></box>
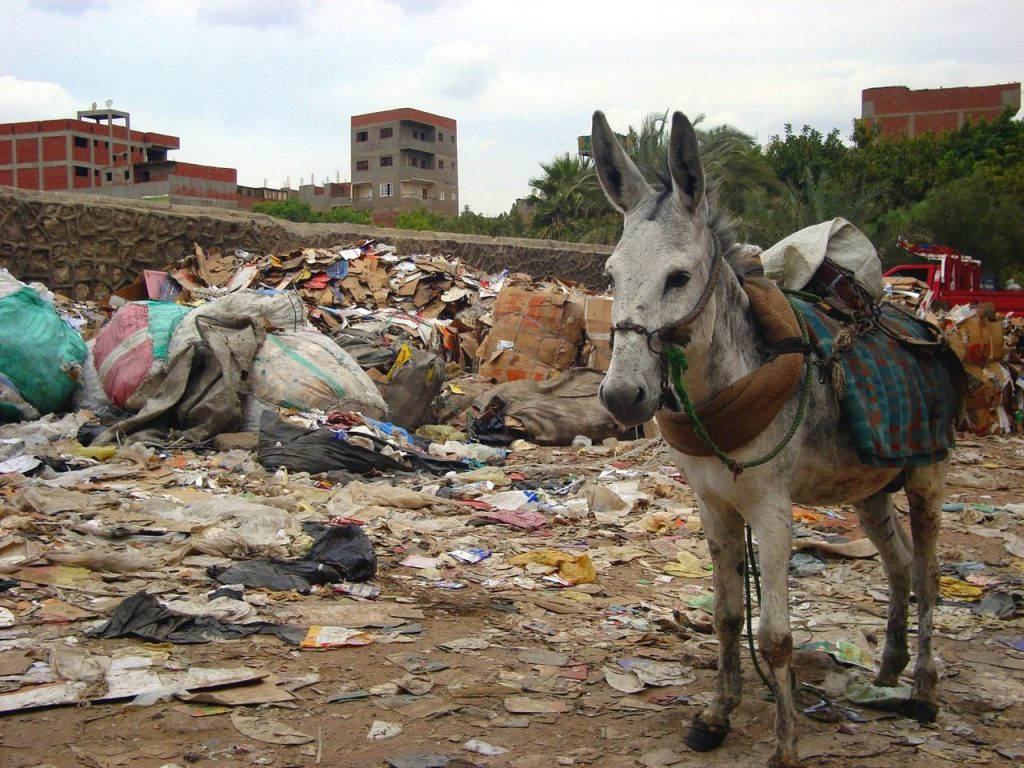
<box><xmin>105</xmin><ymin>99</ymin><xmax>113</xmax><ymax>108</ymax></box>
<box><xmin>91</xmin><ymin>102</ymin><xmax>97</xmax><ymax>110</ymax></box>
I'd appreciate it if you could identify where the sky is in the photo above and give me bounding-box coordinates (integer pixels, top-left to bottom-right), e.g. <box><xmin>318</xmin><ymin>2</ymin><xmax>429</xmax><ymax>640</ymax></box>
<box><xmin>1</xmin><ymin>0</ymin><xmax>1021</xmax><ymax>216</ymax></box>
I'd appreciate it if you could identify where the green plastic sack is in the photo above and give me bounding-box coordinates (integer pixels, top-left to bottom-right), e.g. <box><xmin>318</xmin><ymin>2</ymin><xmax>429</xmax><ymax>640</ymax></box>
<box><xmin>0</xmin><ymin>287</ymin><xmax>87</xmax><ymax>415</ymax></box>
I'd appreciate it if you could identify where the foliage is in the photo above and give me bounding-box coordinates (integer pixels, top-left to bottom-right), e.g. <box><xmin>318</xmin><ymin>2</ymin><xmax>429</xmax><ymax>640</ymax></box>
<box><xmin>911</xmin><ymin>163</ymin><xmax>1024</xmax><ymax>281</ymax></box>
<box><xmin>251</xmin><ymin>198</ymin><xmax>320</xmax><ymax>223</ymax></box>
<box><xmin>322</xmin><ymin>206</ymin><xmax>371</xmax><ymax>224</ymax></box>
<box><xmin>252</xmin><ymin>111</ymin><xmax>1024</xmax><ymax>279</ymax></box>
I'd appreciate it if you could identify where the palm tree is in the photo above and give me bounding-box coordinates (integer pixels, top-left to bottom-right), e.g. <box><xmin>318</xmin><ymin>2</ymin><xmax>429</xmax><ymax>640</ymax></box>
<box><xmin>527</xmin><ymin>153</ymin><xmax>610</xmax><ymax>242</ymax></box>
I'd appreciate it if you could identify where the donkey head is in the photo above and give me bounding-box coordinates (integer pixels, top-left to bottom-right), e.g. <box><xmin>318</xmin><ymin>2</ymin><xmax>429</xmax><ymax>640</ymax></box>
<box><xmin>593</xmin><ymin>110</ymin><xmax>718</xmax><ymax>427</ymax></box>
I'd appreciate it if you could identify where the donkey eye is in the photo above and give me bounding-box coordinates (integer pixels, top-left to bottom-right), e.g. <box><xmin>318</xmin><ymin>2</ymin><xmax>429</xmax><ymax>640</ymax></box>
<box><xmin>665</xmin><ymin>270</ymin><xmax>690</xmax><ymax>291</ymax></box>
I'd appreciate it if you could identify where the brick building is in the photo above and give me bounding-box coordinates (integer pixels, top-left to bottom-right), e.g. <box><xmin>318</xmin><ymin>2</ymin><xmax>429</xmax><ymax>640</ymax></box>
<box><xmin>0</xmin><ymin>107</ymin><xmax>238</xmax><ymax>208</ymax></box>
<box><xmin>350</xmin><ymin>108</ymin><xmax>458</xmax><ymax>226</ymax></box>
<box><xmin>861</xmin><ymin>83</ymin><xmax>1021</xmax><ymax>139</ymax></box>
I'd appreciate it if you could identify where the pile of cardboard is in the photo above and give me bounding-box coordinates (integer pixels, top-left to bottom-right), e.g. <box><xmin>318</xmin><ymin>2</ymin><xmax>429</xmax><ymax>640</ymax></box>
<box><xmin>941</xmin><ymin>303</ymin><xmax>1015</xmax><ymax>435</ymax></box>
<box><xmin>104</xmin><ymin>240</ymin><xmax>621</xmax><ymax>389</ymax></box>
<box><xmin>108</xmin><ymin>240</ymin><xmax>508</xmax><ymax>370</ymax></box>
<box><xmin>476</xmin><ymin>281</ymin><xmax>586</xmax><ymax>381</ymax></box>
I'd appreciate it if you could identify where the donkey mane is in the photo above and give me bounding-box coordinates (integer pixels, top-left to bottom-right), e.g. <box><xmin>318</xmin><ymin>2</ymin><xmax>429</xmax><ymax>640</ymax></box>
<box><xmin>640</xmin><ymin>168</ymin><xmax>751</xmax><ymax>280</ymax></box>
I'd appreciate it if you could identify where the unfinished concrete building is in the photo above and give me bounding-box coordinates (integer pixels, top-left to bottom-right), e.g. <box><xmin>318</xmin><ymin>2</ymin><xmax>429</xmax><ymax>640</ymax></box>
<box><xmin>350</xmin><ymin>108</ymin><xmax>458</xmax><ymax>226</ymax></box>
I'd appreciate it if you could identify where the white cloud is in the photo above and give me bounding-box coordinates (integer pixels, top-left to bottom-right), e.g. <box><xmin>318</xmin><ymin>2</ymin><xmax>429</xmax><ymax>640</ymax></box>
<box><xmin>424</xmin><ymin>41</ymin><xmax>500</xmax><ymax>100</ymax></box>
<box><xmin>195</xmin><ymin>0</ymin><xmax>308</xmax><ymax>28</ymax></box>
<box><xmin>0</xmin><ymin>76</ymin><xmax>80</xmax><ymax>122</ymax></box>
<box><xmin>2</xmin><ymin>0</ymin><xmax>1021</xmax><ymax>214</ymax></box>
<box><xmin>29</xmin><ymin>0</ymin><xmax>108</xmax><ymax>15</ymax></box>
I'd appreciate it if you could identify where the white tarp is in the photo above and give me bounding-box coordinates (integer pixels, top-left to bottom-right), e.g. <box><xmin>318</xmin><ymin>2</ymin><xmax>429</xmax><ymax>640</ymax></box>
<box><xmin>761</xmin><ymin>218</ymin><xmax>883</xmax><ymax>300</ymax></box>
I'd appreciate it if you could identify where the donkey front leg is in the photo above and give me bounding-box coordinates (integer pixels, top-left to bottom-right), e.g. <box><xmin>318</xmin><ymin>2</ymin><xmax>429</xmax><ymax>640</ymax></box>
<box><xmin>749</xmin><ymin>505</ymin><xmax>800</xmax><ymax>768</ymax></box>
<box><xmin>687</xmin><ymin>501</ymin><xmax>745</xmax><ymax>752</ymax></box>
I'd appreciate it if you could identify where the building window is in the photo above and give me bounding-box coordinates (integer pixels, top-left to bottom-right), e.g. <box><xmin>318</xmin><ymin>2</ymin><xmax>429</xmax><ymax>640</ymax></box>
<box><xmin>380</xmin><ymin>127</ymin><xmax>393</xmax><ymax>139</ymax></box>
<box><xmin>74</xmin><ymin>166</ymin><xmax>89</xmax><ymax>177</ymax></box>
<box><xmin>106</xmin><ymin>172</ymin><xmax>112</xmax><ymax>181</ymax></box>
<box><xmin>438</xmin><ymin>160</ymin><xmax>444</xmax><ymax>170</ymax></box>
<box><xmin>379</xmin><ymin>183</ymin><xmax>393</xmax><ymax>197</ymax></box>
<box><xmin>380</xmin><ymin>156</ymin><xmax>393</xmax><ymax>167</ymax></box>
<box><xmin>439</xmin><ymin>191</ymin><xmax>445</xmax><ymax>201</ymax></box>
<box><xmin>438</xmin><ymin>132</ymin><xmax>444</xmax><ymax>141</ymax></box>
<box><xmin>356</xmin><ymin>131</ymin><xmax>368</xmax><ymax>142</ymax></box>
<box><xmin>124</xmin><ymin>170</ymin><xmax>130</xmax><ymax>180</ymax></box>
<box><xmin>411</xmin><ymin>157</ymin><xmax>419</xmax><ymax>168</ymax></box>
<box><xmin>73</xmin><ymin>136</ymin><xmax>87</xmax><ymax>148</ymax></box>
<box><xmin>356</xmin><ymin>160</ymin><xmax>369</xmax><ymax>171</ymax></box>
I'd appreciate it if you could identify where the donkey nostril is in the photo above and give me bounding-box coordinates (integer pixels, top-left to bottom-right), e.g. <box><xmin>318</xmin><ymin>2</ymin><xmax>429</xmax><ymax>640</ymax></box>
<box><xmin>633</xmin><ymin>386</ymin><xmax>645</xmax><ymax>406</ymax></box>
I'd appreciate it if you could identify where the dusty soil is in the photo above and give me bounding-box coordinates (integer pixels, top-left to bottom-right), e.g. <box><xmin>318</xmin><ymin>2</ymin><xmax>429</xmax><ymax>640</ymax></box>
<box><xmin>1</xmin><ymin>434</ymin><xmax>1023</xmax><ymax>768</ymax></box>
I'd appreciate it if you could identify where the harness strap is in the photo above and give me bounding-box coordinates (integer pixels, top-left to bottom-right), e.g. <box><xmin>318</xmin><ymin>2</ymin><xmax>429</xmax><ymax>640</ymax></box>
<box><xmin>609</xmin><ymin>238</ymin><xmax>724</xmax><ymax>351</ymax></box>
<box><xmin>656</xmin><ymin>276</ymin><xmax>807</xmax><ymax>460</ymax></box>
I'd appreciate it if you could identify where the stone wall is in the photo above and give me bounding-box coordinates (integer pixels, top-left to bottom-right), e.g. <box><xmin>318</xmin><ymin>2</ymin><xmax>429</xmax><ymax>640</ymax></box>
<box><xmin>0</xmin><ymin>187</ymin><xmax>613</xmax><ymax>300</ymax></box>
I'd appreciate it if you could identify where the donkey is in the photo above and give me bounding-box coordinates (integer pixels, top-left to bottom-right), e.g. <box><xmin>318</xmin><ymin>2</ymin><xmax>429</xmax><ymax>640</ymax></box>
<box><xmin>591</xmin><ymin>109</ymin><xmax>956</xmax><ymax>768</ymax></box>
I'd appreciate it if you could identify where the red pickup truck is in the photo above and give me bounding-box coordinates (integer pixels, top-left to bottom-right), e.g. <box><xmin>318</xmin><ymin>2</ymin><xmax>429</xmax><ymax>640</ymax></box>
<box><xmin>883</xmin><ymin>239</ymin><xmax>1024</xmax><ymax>314</ymax></box>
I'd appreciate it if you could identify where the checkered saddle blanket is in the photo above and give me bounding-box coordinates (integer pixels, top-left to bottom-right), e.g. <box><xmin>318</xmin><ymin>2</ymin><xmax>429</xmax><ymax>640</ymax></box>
<box><xmin>796</xmin><ymin>302</ymin><xmax>963</xmax><ymax>467</ymax></box>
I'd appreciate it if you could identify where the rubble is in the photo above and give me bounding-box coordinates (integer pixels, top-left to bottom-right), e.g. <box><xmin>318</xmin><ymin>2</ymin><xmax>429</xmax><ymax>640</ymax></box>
<box><xmin>0</xmin><ymin>240</ymin><xmax>1020</xmax><ymax>767</ymax></box>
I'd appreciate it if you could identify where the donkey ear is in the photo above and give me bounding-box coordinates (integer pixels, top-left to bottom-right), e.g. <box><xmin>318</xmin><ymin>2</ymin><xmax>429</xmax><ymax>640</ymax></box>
<box><xmin>668</xmin><ymin>111</ymin><xmax>706</xmax><ymax>215</ymax></box>
<box><xmin>592</xmin><ymin>110</ymin><xmax>650</xmax><ymax>214</ymax></box>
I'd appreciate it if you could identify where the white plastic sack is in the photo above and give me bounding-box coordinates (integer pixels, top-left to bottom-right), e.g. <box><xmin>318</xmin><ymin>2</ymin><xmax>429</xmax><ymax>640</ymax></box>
<box><xmin>249</xmin><ymin>329</ymin><xmax>387</xmax><ymax>419</ymax></box>
<box><xmin>71</xmin><ymin>339</ymin><xmax>115</xmax><ymax>414</ymax></box>
<box><xmin>168</xmin><ymin>290</ymin><xmax>307</xmax><ymax>358</ymax></box>
<box><xmin>761</xmin><ymin>218</ymin><xmax>883</xmax><ymax>300</ymax></box>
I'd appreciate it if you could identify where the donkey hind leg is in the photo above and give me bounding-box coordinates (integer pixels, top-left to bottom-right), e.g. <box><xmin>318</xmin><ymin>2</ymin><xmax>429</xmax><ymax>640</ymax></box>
<box><xmin>902</xmin><ymin>461</ymin><xmax>948</xmax><ymax>723</ymax></box>
<box><xmin>686</xmin><ymin>502</ymin><xmax>745</xmax><ymax>752</ymax></box>
<box><xmin>748</xmin><ymin>503</ymin><xmax>800</xmax><ymax>768</ymax></box>
<box><xmin>855</xmin><ymin>492</ymin><xmax>913</xmax><ymax>686</ymax></box>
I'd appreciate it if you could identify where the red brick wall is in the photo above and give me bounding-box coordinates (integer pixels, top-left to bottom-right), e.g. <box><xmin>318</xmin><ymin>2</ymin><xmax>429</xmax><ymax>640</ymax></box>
<box><xmin>352</xmin><ymin>107</ymin><xmax>457</xmax><ymax>131</ymax></box>
<box><xmin>43</xmin><ymin>166</ymin><xmax>67</xmax><ymax>190</ymax></box>
<box><xmin>862</xmin><ymin>83</ymin><xmax>1020</xmax><ymax>139</ymax></box>
<box><xmin>42</xmin><ymin>136</ymin><xmax>66</xmax><ymax>162</ymax></box>
<box><xmin>172</xmin><ymin>162</ymin><xmax>237</xmax><ymax>183</ymax></box>
<box><xmin>15</xmin><ymin>138</ymin><xmax>38</xmax><ymax>163</ymax></box>
<box><xmin>0</xmin><ymin>139</ymin><xmax>12</xmax><ymax>165</ymax></box>
<box><xmin>19</xmin><ymin>168</ymin><xmax>39</xmax><ymax>188</ymax></box>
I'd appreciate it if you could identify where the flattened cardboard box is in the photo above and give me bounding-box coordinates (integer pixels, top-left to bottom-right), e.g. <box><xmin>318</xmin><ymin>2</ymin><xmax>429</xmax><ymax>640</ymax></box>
<box><xmin>584</xmin><ymin>295</ymin><xmax>613</xmax><ymax>372</ymax></box>
<box><xmin>478</xmin><ymin>285</ymin><xmax>585</xmax><ymax>381</ymax></box>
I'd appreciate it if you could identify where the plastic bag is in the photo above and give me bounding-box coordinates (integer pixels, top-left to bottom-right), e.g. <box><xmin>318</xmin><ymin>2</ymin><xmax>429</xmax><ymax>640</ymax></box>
<box><xmin>0</xmin><ymin>286</ymin><xmax>86</xmax><ymax>415</ymax></box>
<box><xmin>91</xmin><ymin>301</ymin><xmax>192</xmax><ymax>409</ymax></box>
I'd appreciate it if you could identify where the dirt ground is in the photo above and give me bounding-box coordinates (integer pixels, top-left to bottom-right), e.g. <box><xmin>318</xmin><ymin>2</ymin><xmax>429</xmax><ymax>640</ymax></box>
<box><xmin>1</xmin><ymin>431</ymin><xmax>1023</xmax><ymax>768</ymax></box>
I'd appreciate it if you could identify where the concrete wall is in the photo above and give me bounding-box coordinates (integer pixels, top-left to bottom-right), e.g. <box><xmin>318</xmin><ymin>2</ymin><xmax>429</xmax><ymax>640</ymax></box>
<box><xmin>0</xmin><ymin>186</ymin><xmax>613</xmax><ymax>301</ymax></box>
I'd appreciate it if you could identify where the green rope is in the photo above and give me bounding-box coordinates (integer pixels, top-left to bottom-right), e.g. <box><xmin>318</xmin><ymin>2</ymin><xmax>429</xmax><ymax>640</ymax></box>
<box><xmin>663</xmin><ymin>295</ymin><xmax>814</xmax><ymax>477</ymax></box>
<box><xmin>664</xmin><ymin>294</ymin><xmax>814</xmax><ymax>692</ymax></box>
<box><xmin>744</xmin><ymin>526</ymin><xmax>772</xmax><ymax>690</ymax></box>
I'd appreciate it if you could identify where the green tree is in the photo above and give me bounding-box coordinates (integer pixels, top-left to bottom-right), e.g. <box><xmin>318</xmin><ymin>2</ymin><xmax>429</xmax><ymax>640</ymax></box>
<box><xmin>394</xmin><ymin>208</ymin><xmax>449</xmax><ymax>231</ymax></box>
<box><xmin>251</xmin><ymin>198</ymin><xmax>319</xmax><ymax>222</ymax></box>
<box><xmin>912</xmin><ymin>163</ymin><xmax>1024</xmax><ymax>281</ymax></box>
<box><xmin>526</xmin><ymin>152</ymin><xmax>612</xmax><ymax>243</ymax></box>
<box><xmin>322</xmin><ymin>206</ymin><xmax>372</xmax><ymax>225</ymax></box>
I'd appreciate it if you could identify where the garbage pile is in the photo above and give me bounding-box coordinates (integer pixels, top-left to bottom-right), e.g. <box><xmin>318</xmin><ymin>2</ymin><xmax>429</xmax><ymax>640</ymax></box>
<box><xmin>1</xmin><ymin>235</ymin><xmax>1023</xmax><ymax>766</ymax></box>
<box><xmin>883</xmin><ymin>292</ymin><xmax>1023</xmax><ymax>436</ymax></box>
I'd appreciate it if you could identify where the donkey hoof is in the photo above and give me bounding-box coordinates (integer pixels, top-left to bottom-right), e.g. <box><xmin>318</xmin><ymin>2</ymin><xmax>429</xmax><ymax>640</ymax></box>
<box><xmin>685</xmin><ymin>716</ymin><xmax>730</xmax><ymax>752</ymax></box>
<box><xmin>902</xmin><ymin>698</ymin><xmax>939</xmax><ymax>723</ymax></box>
